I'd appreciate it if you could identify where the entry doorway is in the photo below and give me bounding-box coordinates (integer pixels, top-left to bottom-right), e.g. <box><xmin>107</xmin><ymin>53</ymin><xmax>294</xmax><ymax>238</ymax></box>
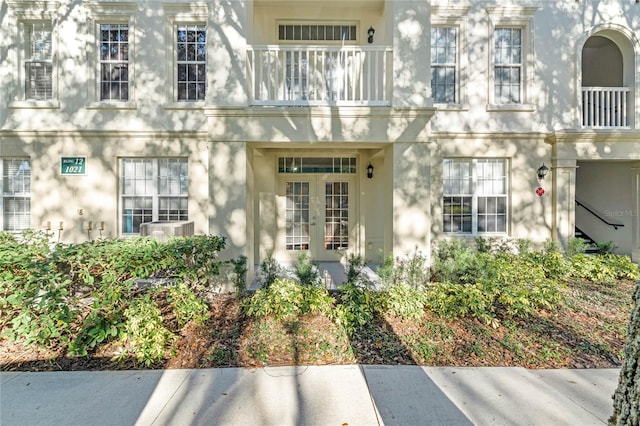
<box><xmin>276</xmin><ymin>173</ymin><xmax>356</xmax><ymax>262</ymax></box>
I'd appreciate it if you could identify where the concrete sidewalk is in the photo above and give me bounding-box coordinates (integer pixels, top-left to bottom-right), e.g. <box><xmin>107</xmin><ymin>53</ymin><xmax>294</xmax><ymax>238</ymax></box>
<box><xmin>0</xmin><ymin>366</ymin><xmax>619</xmax><ymax>425</ymax></box>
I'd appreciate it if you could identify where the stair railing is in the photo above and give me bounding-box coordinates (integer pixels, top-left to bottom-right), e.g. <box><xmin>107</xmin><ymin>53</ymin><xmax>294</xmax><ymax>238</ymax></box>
<box><xmin>575</xmin><ymin>200</ymin><xmax>624</xmax><ymax>230</ymax></box>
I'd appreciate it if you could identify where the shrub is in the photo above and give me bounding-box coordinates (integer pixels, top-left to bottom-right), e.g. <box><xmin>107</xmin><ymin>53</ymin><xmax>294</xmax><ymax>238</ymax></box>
<box><xmin>292</xmin><ymin>253</ymin><xmax>321</xmax><ymax>286</ymax></box>
<box><xmin>376</xmin><ymin>248</ymin><xmax>430</xmax><ymax>289</ymax></box>
<box><xmin>570</xmin><ymin>253</ymin><xmax>639</xmax><ymax>285</ymax></box>
<box><xmin>344</xmin><ymin>253</ymin><xmax>369</xmax><ymax>287</ymax></box>
<box><xmin>256</xmin><ymin>251</ymin><xmax>285</xmax><ymax>288</ymax></box>
<box><xmin>242</xmin><ymin>279</ymin><xmax>333</xmax><ymax>321</ymax></box>
<box><xmin>228</xmin><ymin>255</ymin><xmax>248</xmax><ymax>297</ymax></box>
<box><xmin>567</xmin><ymin>238</ymin><xmax>590</xmax><ymax>257</ymax></box>
<box><xmin>378</xmin><ymin>284</ymin><xmax>426</xmax><ymax>320</ymax></box>
<box><xmin>431</xmin><ymin>239</ymin><xmax>484</xmax><ymax>284</ymax></box>
<box><xmin>124</xmin><ymin>295</ymin><xmax>176</xmax><ymax>366</ymax></box>
<box><xmin>333</xmin><ymin>282</ymin><xmax>376</xmax><ymax>334</ymax></box>
<box><xmin>167</xmin><ymin>281</ymin><xmax>209</xmax><ymax>327</ymax></box>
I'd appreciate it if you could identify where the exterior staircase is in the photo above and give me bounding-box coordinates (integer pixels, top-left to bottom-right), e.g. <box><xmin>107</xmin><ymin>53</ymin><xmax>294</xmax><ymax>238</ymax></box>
<box><xmin>575</xmin><ymin>226</ymin><xmax>599</xmax><ymax>254</ymax></box>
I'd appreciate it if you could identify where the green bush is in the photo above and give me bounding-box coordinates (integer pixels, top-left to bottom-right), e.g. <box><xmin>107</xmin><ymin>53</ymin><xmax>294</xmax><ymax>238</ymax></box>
<box><xmin>570</xmin><ymin>253</ymin><xmax>639</xmax><ymax>284</ymax></box>
<box><xmin>378</xmin><ymin>284</ymin><xmax>426</xmax><ymax>320</ymax></box>
<box><xmin>124</xmin><ymin>295</ymin><xmax>176</xmax><ymax>366</ymax></box>
<box><xmin>292</xmin><ymin>253</ymin><xmax>322</xmax><ymax>286</ymax></box>
<box><xmin>376</xmin><ymin>248</ymin><xmax>430</xmax><ymax>289</ymax></box>
<box><xmin>0</xmin><ymin>232</ymin><xmax>225</xmax><ymax>360</ymax></box>
<box><xmin>333</xmin><ymin>282</ymin><xmax>376</xmax><ymax>333</ymax></box>
<box><xmin>242</xmin><ymin>279</ymin><xmax>333</xmax><ymax>321</ymax></box>
<box><xmin>257</xmin><ymin>251</ymin><xmax>284</xmax><ymax>288</ymax></box>
<box><xmin>168</xmin><ymin>281</ymin><xmax>209</xmax><ymax>327</ymax></box>
<box><xmin>431</xmin><ymin>239</ymin><xmax>486</xmax><ymax>284</ymax></box>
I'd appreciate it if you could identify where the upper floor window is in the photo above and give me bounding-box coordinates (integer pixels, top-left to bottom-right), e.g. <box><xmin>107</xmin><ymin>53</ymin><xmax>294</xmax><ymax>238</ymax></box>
<box><xmin>443</xmin><ymin>158</ymin><xmax>508</xmax><ymax>235</ymax></box>
<box><xmin>176</xmin><ymin>24</ymin><xmax>206</xmax><ymax>101</ymax></box>
<box><xmin>494</xmin><ymin>28</ymin><xmax>521</xmax><ymax>104</ymax></box>
<box><xmin>278</xmin><ymin>24</ymin><xmax>357</xmax><ymax>42</ymax></box>
<box><xmin>120</xmin><ymin>158</ymin><xmax>189</xmax><ymax>234</ymax></box>
<box><xmin>486</xmin><ymin>6</ymin><xmax>536</xmax><ymax>111</ymax></box>
<box><xmin>24</xmin><ymin>22</ymin><xmax>53</xmax><ymax>100</ymax></box>
<box><xmin>2</xmin><ymin>159</ymin><xmax>31</xmax><ymax>232</ymax></box>
<box><xmin>431</xmin><ymin>27</ymin><xmax>457</xmax><ymax>104</ymax></box>
<box><xmin>100</xmin><ymin>24</ymin><xmax>129</xmax><ymax>101</ymax></box>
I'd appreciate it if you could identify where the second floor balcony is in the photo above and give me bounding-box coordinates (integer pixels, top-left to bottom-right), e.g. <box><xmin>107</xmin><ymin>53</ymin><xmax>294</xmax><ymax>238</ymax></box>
<box><xmin>581</xmin><ymin>87</ymin><xmax>630</xmax><ymax>129</ymax></box>
<box><xmin>247</xmin><ymin>45</ymin><xmax>392</xmax><ymax>107</ymax></box>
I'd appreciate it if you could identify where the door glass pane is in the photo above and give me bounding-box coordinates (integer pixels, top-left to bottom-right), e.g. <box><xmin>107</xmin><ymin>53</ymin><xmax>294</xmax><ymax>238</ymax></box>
<box><xmin>285</xmin><ymin>181</ymin><xmax>310</xmax><ymax>250</ymax></box>
<box><xmin>324</xmin><ymin>181</ymin><xmax>348</xmax><ymax>250</ymax></box>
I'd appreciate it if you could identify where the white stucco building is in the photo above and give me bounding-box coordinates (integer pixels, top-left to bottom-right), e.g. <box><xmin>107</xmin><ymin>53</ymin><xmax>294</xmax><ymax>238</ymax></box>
<box><xmin>1</xmin><ymin>0</ymin><xmax>639</xmax><ymax>278</ymax></box>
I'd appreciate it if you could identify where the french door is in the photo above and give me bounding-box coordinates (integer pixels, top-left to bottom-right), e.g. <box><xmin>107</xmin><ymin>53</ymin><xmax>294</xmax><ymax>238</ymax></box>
<box><xmin>277</xmin><ymin>175</ymin><xmax>355</xmax><ymax>261</ymax></box>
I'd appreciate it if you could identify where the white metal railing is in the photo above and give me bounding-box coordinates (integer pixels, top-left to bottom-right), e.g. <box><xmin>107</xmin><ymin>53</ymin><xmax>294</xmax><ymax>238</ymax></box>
<box><xmin>581</xmin><ymin>87</ymin><xmax>630</xmax><ymax>128</ymax></box>
<box><xmin>247</xmin><ymin>45</ymin><xmax>392</xmax><ymax>106</ymax></box>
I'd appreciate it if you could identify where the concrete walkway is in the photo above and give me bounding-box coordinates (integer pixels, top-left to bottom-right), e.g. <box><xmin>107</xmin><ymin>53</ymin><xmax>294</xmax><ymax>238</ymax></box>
<box><xmin>0</xmin><ymin>366</ymin><xmax>619</xmax><ymax>425</ymax></box>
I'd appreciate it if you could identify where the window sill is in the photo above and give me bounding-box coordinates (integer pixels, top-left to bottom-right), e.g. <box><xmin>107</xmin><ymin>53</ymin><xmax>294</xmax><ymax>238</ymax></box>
<box><xmin>434</xmin><ymin>103</ymin><xmax>469</xmax><ymax>111</ymax></box>
<box><xmin>86</xmin><ymin>101</ymin><xmax>137</xmax><ymax>110</ymax></box>
<box><xmin>486</xmin><ymin>103</ymin><xmax>535</xmax><ymax>112</ymax></box>
<box><xmin>10</xmin><ymin>100</ymin><xmax>61</xmax><ymax>109</ymax></box>
<box><xmin>164</xmin><ymin>102</ymin><xmax>206</xmax><ymax>110</ymax></box>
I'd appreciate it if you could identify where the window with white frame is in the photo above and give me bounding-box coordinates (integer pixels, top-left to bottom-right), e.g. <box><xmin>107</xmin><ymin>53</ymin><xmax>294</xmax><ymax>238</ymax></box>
<box><xmin>494</xmin><ymin>27</ymin><xmax>522</xmax><ymax>104</ymax></box>
<box><xmin>2</xmin><ymin>159</ymin><xmax>31</xmax><ymax>232</ymax></box>
<box><xmin>443</xmin><ymin>159</ymin><xmax>508</xmax><ymax>234</ymax></box>
<box><xmin>176</xmin><ymin>24</ymin><xmax>206</xmax><ymax>101</ymax></box>
<box><xmin>120</xmin><ymin>158</ymin><xmax>188</xmax><ymax>234</ymax></box>
<box><xmin>486</xmin><ymin>6</ymin><xmax>536</xmax><ymax>109</ymax></box>
<box><xmin>431</xmin><ymin>27</ymin><xmax>457</xmax><ymax>103</ymax></box>
<box><xmin>99</xmin><ymin>23</ymin><xmax>129</xmax><ymax>101</ymax></box>
<box><xmin>24</xmin><ymin>22</ymin><xmax>53</xmax><ymax>100</ymax></box>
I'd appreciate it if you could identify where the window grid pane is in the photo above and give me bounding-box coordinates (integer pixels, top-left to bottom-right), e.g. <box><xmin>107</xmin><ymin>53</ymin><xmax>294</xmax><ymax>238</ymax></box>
<box><xmin>324</xmin><ymin>181</ymin><xmax>349</xmax><ymax>250</ymax></box>
<box><xmin>2</xmin><ymin>158</ymin><xmax>31</xmax><ymax>232</ymax></box>
<box><xmin>25</xmin><ymin>22</ymin><xmax>53</xmax><ymax>100</ymax></box>
<box><xmin>285</xmin><ymin>181</ymin><xmax>310</xmax><ymax>250</ymax></box>
<box><xmin>176</xmin><ymin>24</ymin><xmax>206</xmax><ymax>101</ymax></box>
<box><xmin>443</xmin><ymin>159</ymin><xmax>507</xmax><ymax>235</ymax></box>
<box><xmin>494</xmin><ymin>28</ymin><xmax>522</xmax><ymax>104</ymax></box>
<box><xmin>99</xmin><ymin>24</ymin><xmax>129</xmax><ymax>101</ymax></box>
<box><xmin>121</xmin><ymin>158</ymin><xmax>189</xmax><ymax>234</ymax></box>
<box><xmin>431</xmin><ymin>27</ymin><xmax>457</xmax><ymax>103</ymax></box>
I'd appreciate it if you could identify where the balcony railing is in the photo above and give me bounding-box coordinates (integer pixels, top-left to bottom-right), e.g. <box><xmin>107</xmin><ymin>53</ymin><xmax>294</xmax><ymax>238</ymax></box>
<box><xmin>247</xmin><ymin>45</ymin><xmax>392</xmax><ymax>106</ymax></box>
<box><xmin>581</xmin><ymin>87</ymin><xmax>630</xmax><ymax>128</ymax></box>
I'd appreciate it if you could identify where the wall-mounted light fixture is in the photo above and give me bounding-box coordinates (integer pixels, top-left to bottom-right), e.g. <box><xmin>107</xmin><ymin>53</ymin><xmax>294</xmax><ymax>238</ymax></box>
<box><xmin>537</xmin><ymin>163</ymin><xmax>549</xmax><ymax>181</ymax></box>
<box><xmin>367</xmin><ymin>163</ymin><xmax>374</xmax><ymax>179</ymax></box>
<box><xmin>367</xmin><ymin>26</ymin><xmax>375</xmax><ymax>44</ymax></box>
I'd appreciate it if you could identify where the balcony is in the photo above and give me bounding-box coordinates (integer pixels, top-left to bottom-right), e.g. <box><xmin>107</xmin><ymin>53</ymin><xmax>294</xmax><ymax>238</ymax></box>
<box><xmin>581</xmin><ymin>87</ymin><xmax>630</xmax><ymax>128</ymax></box>
<box><xmin>247</xmin><ymin>45</ymin><xmax>392</xmax><ymax>106</ymax></box>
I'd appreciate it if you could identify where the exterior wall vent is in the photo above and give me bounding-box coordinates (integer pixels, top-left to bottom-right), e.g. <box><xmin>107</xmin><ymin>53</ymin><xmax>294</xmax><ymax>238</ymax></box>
<box><xmin>140</xmin><ymin>221</ymin><xmax>194</xmax><ymax>241</ymax></box>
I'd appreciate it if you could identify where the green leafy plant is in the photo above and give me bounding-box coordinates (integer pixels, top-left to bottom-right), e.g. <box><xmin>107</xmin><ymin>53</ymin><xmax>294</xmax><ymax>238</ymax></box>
<box><xmin>228</xmin><ymin>255</ymin><xmax>248</xmax><ymax>296</ymax></box>
<box><xmin>378</xmin><ymin>283</ymin><xmax>426</xmax><ymax>320</ymax></box>
<box><xmin>292</xmin><ymin>252</ymin><xmax>321</xmax><ymax>287</ymax></box>
<box><xmin>124</xmin><ymin>295</ymin><xmax>176</xmax><ymax>366</ymax></box>
<box><xmin>257</xmin><ymin>251</ymin><xmax>284</xmax><ymax>288</ymax></box>
<box><xmin>167</xmin><ymin>281</ymin><xmax>209</xmax><ymax>327</ymax></box>
<box><xmin>333</xmin><ymin>282</ymin><xmax>376</xmax><ymax>334</ymax></box>
<box><xmin>344</xmin><ymin>253</ymin><xmax>369</xmax><ymax>287</ymax></box>
<box><xmin>242</xmin><ymin>279</ymin><xmax>333</xmax><ymax>321</ymax></box>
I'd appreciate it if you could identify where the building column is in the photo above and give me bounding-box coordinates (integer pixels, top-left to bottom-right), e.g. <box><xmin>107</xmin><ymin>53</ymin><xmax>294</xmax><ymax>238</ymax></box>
<box><xmin>388</xmin><ymin>142</ymin><xmax>431</xmax><ymax>257</ymax></box>
<box><xmin>390</xmin><ymin>0</ymin><xmax>432</xmax><ymax>108</ymax></box>
<box><xmin>209</xmin><ymin>141</ymin><xmax>248</xmax><ymax>262</ymax></box>
<box><xmin>551</xmin><ymin>159</ymin><xmax>578</xmax><ymax>249</ymax></box>
<box><xmin>631</xmin><ymin>162</ymin><xmax>640</xmax><ymax>263</ymax></box>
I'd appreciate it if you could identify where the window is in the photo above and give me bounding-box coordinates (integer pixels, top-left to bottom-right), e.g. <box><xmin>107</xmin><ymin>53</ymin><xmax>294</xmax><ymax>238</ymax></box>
<box><xmin>431</xmin><ymin>27</ymin><xmax>457</xmax><ymax>103</ymax></box>
<box><xmin>176</xmin><ymin>24</ymin><xmax>206</xmax><ymax>101</ymax></box>
<box><xmin>443</xmin><ymin>159</ymin><xmax>507</xmax><ymax>234</ymax></box>
<box><xmin>2</xmin><ymin>159</ymin><xmax>31</xmax><ymax>232</ymax></box>
<box><xmin>486</xmin><ymin>6</ymin><xmax>536</xmax><ymax>110</ymax></box>
<box><xmin>24</xmin><ymin>22</ymin><xmax>53</xmax><ymax>100</ymax></box>
<box><xmin>120</xmin><ymin>158</ymin><xmax>188</xmax><ymax>234</ymax></box>
<box><xmin>278</xmin><ymin>24</ymin><xmax>357</xmax><ymax>42</ymax></box>
<box><xmin>494</xmin><ymin>28</ymin><xmax>521</xmax><ymax>104</ymax></box>
<box><xmin>99</xmin><ymin>24</ymin><xmax>129</xmax><ymax>101</ymax></box>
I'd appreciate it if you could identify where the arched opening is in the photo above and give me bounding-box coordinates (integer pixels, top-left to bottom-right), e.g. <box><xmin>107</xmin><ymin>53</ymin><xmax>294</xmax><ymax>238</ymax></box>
<box><xmin>580</xmin><ymin>32</ymin><xmax>633</xmax><ymax>128</ymax></box>
<box><xmin>582</xmin><ymin>36</ymin><xmax>623</xmax><ymax>87</ymax></box>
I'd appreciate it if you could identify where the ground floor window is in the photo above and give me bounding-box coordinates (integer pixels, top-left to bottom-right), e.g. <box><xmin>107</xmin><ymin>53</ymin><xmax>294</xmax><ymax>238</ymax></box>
<box><xmin>2</xmin><ymin>159</ymin><xmax>31</xmax><ymax>232</ymax></box>
<box><xmin>443</xmin><ymin>158</ymin><xmax>507</xmax><ymax>234</ymax></box>
<box><xmin>120</xmin><ymin>158</ymin><xmax>188</xmax><ymax>234</ymax></box>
